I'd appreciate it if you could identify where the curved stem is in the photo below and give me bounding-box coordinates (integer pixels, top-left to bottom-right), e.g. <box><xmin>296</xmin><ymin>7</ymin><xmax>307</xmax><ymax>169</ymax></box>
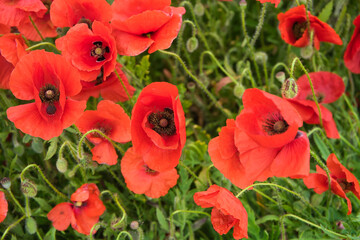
<box><xmin>290</xmin><ymin>57</ymin><xmax>322</xmax><ymax>127</ymax></box>
<box><xmin>26</xmin><ymin>42</ymin><xmax>60</xmax><ymax>53</ymax></box>
<box><xmin>101</xmin><ymin>190</ymin><xmax>127</xmax><ymax>228</ymax></box>
<box><xmin>6</xmin><ymin>189</ymin><xmax>25</xmax><ymax>214</ymax></box>
<box><xmin>20</xmin><ymin>164</ymin><xmax>67</xmax><ymax>199</ymax></box>
<box><xmin>270</xmin><ymin>62</ymin><xmax>291</xmax><ymax>87</ymax></box>
<box><xmin>89</xmin><ymin>222</ymin><xmax>103</xmax><ymax>239</ymax></box>
<box><xmin>1</xmin><ymin>215</ymin><xmax>26</xmax><ymax>240</ymax></box>
<box><xmin>28</xmin><ymin>16</ymin><xmax>44</xmax><ymax>41</ymax></box>
<box><xmin>280</xmin><ymin>214</ymin><xmax>348</xmax><ymax>240</ymax></box>
<box><xmin>58</xmin><ymin>141</ymin><xmax>78</xmax><ymax>162</ymax></box>
<box><xmin>183</xmin><ymin>20</ymin><xmax>197</xmax><ymax>37</ymax></box>
<box><xmin>116</xmin><ymin>231</ymin><xmax>133</xmax><ymax>240</ymax></box>
<box><xmin>250</xmin><ymin>3</ymin><xmax>267</xmax><ymax>47</ymax></box>
<box><xmin>179</xmin><ymin>161</ymin><xmax>206</xmax><ymax>187</ymax></box>
<box><xmin>169</xmin><ymin>210</ymin><xmax>211</xmax><ymax>238</ymax></box>
<box><xmin>307</xmin><ymin>127</ymin><xmax>322</xmax><ymax>137</ymax></box>
<box><xmin>159</xmin><ymin>50</ymin><xmax>232</xmax><ymax>118</ymax></box>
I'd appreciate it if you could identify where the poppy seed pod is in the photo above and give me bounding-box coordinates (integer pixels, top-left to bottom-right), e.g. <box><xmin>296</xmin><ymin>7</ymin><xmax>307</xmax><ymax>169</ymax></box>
<box><xmin>281</xmin><ymin>78</ymin><xmax>298</xmax><ymax>99</ymax></box>
<box><xmin>21</xmin><ymin>179</ymin><xmax>37</xmax><ymax>198</ymax></box>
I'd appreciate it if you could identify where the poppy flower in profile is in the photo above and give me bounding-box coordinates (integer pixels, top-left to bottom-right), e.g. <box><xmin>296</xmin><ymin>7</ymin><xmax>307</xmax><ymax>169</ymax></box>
<box><xmin>285</xmin><ymin>72</ymin><xmax>344</xmax><ymax>139</ymax></box>
<box><xmin>277</xmin><ymin>5</ymin><xmax>342</xmax><ymax>50</ymax></box>
<box><xmin>344</xmin><ymin>15</ymin><xmax>360</xmax><ymax>74</ymax></box>
<box><xmin>0</xmin><ymin>191</ymin><xmax>8</xmax><ymax>223</ymax></box>
<box><xmin>76</xmin><ymin>100</ymin><xmax>131</xmax><ymax>165</ymax></box>
<box><xmin>111</xmin><ymin>0</ymin><xmax>186</xmax><ymax>56</ymax></box>
<box><xmin>56</xmin><ymin>21</ymin><xmax>117</xmax><ymax>82</ymax></box>
<box><xmin>194</xmin><ymin>185</ymin><xmax>248</xmax><ymax>239</ymax></box>
<box><xmin>47</xmin><ymin>183</ymin><xmax>106</xmax><ymax>235</ymax></box>
<box><xmin>0</xmin><ymin>0</ymin><xmax>47</xmax><ymax>26</ymax></box>
<box><xmin>257</xmin><ymin>0</ymin><xmax>280</xmax><ymax>7</ymax></box>
<box><xmin>50</xmin><ymin>0</ymin><xmax>112</xmax><ymax>28</ymax></box>
<box><xmin>303</xmin><ymin>154</ymin><xmax>360</xmax><ymax>215</ymax></box>
<box><xmin>0</xmin><ymin>33</ymin><xmax>28</xmax><ymax>89</ymax></box>
<box><xmin>71</xmin><ymin>64</ymin><xmax>135</xmax><ymax>102</ymax></box>
<box><xmin>131</xmin><ymin>82</ymin><xmax>186</xmax><ymax>172</ymax></box>
<box><xmin>121</xmin><ymin>147</ymin><xmax>179</xmax><ymax>198</ymax></box>
<box><xmin>6</xmin><ymin>50</ymin><xmax>86</xmax><ymax>140</ymax></box>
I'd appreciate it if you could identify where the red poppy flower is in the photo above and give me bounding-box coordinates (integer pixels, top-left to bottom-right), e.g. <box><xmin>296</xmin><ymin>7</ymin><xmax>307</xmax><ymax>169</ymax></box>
<box><xmin>50</xmin><ymin>0</ymin><xmax>112</xmax><ymax>28</ymax></box>
<box><xmin>193</xmin><ymin>185</ymin><xmax>248</xmax><ymax>239</ymax></box>
<box><xmin>6</xmin><ymin>50</ymin><xmax>86</xmax><ymax>140</ymax></box>
<box><xmin>0</xmin><ymin>33</ymin><xmax>28</xmax><ymax>89</ymax></box>
<box><xmin>47</xmin><ymin>183</ymin><xmax>106</xmax><ymax>235</ymax></box>
<box><xmin>121</xmin><ymin>147</ymin><xmax>179</xmax><ymax>198</ymax></box>
<box><xmin>71</xmin><ymin>63</ymin><xmax>135</xmax><ymax>102</ymax></box>
<box><xmin>0</xmin><ymin>0</ymin><xmax>47</xmax><ymax>26</ymax></box>
<box><xmin>76</xmin><ymin>100</ymin><xmax>131</xmax><ymax>165</ymax></box>
<box><xmin>111</xmin><ymin>0</ymin><xmax>186</xmax><ymax>56</ymax></box>
<box><xmin>285</xmin><ymin>71</ymin><xmax>344</xmax><ymax>139</ymax></box>
<box><xmin>56</xmin><ymin>21</ymin><xmax>117</xmax><ymax>82</ymax></box>
<box><xmin>0</xmin><ymin>191</ymin><xmax>8</xmax><ymax>223</ymax></box>
<box><xmin>257</xmin><ymin>0</ymin><xmax>280</xmax><ymax>7</ymax></box>
<box><xmin>0</xmin><ymin>23</ymin><xmax>10</xmax><ymax>34</ymax></box>
<box><xmin>277</xmin><ymin>5</ymin><xmax>342</xmax><ymax>50</ymax></box>
<box><xmin>131</xmin><ymin>82</ymin><xmax>186</xmax><ymax>172</ymax></box>
<box><xmin>303</xmin><ymin>154</ymin><xmax>360</xmax><ymax>215</ymax></box>
<box><xmin>344</xmin><ymin>15</ymin><xmax>360</xmax><ymax>74</ymax></box>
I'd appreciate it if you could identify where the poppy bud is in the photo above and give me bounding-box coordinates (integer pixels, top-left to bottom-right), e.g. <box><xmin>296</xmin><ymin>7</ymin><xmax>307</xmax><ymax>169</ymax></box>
<box><xmin>281</xmin><ymin>78</ymin><xmax>298</xmax><ymax>99</ymax></box>
<box><xmin>199</xmin><ymin>73</ymin><xmax>209</xmax><ymax>87</ymax></box>
<box><xmin>0</xmin><ymin>178</ymin><xmax>11</xmax><ymax>189</ymax></box>
<box><xmin>25</xmin><ymin>217</ymin><xmax>37</xmax><ymax>235</ymax></box>
<box><xmin>56</xmin><ymin>158</ymin><xmax>68</xmax><ymax>173</ymax></box>
<box><xmin>275</xmin><ymin>71</ymin><xmax>286</xmax><ymax>83</ymax></box>
<box><xmin>194</xmin><ymin>3</ymin><xmax>205</xmax><ymax>16</ymax></box>
<box><xmin>233</xmin><ymin>84</ymin><xmax>245</xmax><ymax>99</ymax></box>
<box><xmin>21</xmin><ymin>179</ymin><xmax>37</xmax><ymax>198</ymax></box>
<box><xmin>186</xmin><ymin>37</ymin><xmax>199</xmax><ymax>53</ymax></box>
<box><xmin>254</xmin><ymin>51</ymin><xmax>268</xmax><ymax>64</ymax></box>
<box><xmin>130</xmin><ymin>221</ymin><xmax>139</xmax><ymax>230</ymax></box>
<box><xmin>300</xmin><ymin>44</ymin><xmax>314</xmax><ymax>59</ymax></box>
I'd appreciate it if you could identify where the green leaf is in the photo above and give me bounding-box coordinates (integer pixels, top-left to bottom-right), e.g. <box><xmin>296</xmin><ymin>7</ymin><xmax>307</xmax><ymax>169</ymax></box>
<box><xmin>33</xmin><ymin>197</ymin><xmax>52</xmax><ymax>212</ymax></box>
<box><xmin>25</xmin><ymin>217</ymin><xmax>37</xmax><ymax>235</ymax></box>
<box><xmin>156</xmin><ymin>208</ymin><xmax>169</xmax><ymax>232</ymax></box>
<box><xmin>255</xmin><ymin>215</ymin><xmax>279</xmax><ymax>225</ymax></box>
<box><xmin>45</xmin><ymin>138</ymin><xmax>58</xmax><ymax>160</ymax></box>
<box><xmin>44</xmin><ymin>227</ymin><xmax>56</xmax><ymax>240</ymax></box>
<box><xmin>313</xmin><ymin>133</ymin><xmax>330</xmax><ymax>160</ymax></box>
<box><xmin>31</xmin><ymin>138</ymin><xmax>44</xmax><ymax>154</ymax></box>
<box><xmin>318</xmin><ymin>1</ymin><xmax>333</xmax><ymax>22</ymax></box>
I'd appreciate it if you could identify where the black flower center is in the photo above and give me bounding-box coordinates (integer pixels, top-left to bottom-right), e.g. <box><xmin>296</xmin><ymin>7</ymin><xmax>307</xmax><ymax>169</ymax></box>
<box><xmin>39</xmin><ymin>84</ymin><xmax>60</xmax><ymax>115</ymax></box>
<box><xmin>144</xmin><ymin>165</ymin><xmax>159</xmax><ymax>176</ymax></box>
<box><xmin>292</xmin><ymin>21</ymin><xmax>307</xmax><ymax>40</ymax></box>
<box><xmin>78</xmin><ymin>17</ymin><xmax>93</xmax><ymax>29</ymax></box>
<box><xmin>338</xmin><ymin>179</ymin><xmax>353</xmax><ymax>192</ymax></box>
<box><xmin>262</xmin><ymin>112</ymin><xmax>289</xmax><ymax>135</ymax></box>
<box><xmin>148</xmin><ymin>108</ymin><xmax>176</xmax><ymax>136</ymax></box>
<box><xmin>91</xmin><ymin>41</ymin><xmax>110</xmax><ymax>62</ymax></box>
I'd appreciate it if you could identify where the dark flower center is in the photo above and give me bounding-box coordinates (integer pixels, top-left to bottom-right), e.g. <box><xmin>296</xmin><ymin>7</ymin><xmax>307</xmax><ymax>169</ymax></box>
<box><xmin>338</xmin><ymin>179</ymin><xmax>353</xmax><ymax>192</ymax></box>
<box><xmin>148</xmin><ymin>108</ymin><xmax>176</xmax><ymax>136</ymax></box>
<box><xmin>91</xmin><ymin>125</ymin><xmax>111</xmax><ymax>139</ymax></box>
<box><xmin>144</xmin><ymin>165</ymin><xmax>159</xmax><ymax>176</ymax></box>
<box><xmin>306</xmin><ymin>93</ymin><xmax>324</xmax><ymax>103</ymax></box>
<box><xmin>78</xmin><ymin>17</ymin><xmax>93</xmax><ymax>29</ymax></box>
<box><xmin>292</xmin><ymin>21</ymin><xmax>307</xmax><ymax>40</ymax></box>
<box><xmin>94</xmin><ymin>67</ymin><xmax>104</xmax><ymax>86</ymax></box>
<box><xmin>91</xmin><ymin>41</ymin><xmax>110</xmax><ymax>62</ymax></box>
<box><xmin>262</xmin><ymin>112</ymin><xmax>289</xmax><ymax>135</ymax></box>
<box><xmin>39</xmin><ymin>84</ymin><xmax>60</xmax><ymax>115</ymax></box>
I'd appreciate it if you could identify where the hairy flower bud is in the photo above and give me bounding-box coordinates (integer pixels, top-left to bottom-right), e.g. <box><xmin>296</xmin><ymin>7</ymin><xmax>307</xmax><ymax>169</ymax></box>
<box><xmin>186</xmin><ymin>37</ymin><xmax>199</xmax><ymax>53</ymax></box>
<box><xmin>275</xmin><ymin>71</ymin><xmax>286</xmax><ymax>83</ymax></box>
<box><xmin>233</xmin><ymin>84</ymin><xmax>245</xmax><ymax>99</ymax></box>
<box><xmin>0</xmin><ymin>177</ymin><xmax>11</xmax><ymax>189</ymax></box>
<box><xmin>300</xmin><ymin>44</ymin><xmax>314</xmax><ymax>59</ymax></box>
<box><xmin>194</xmin><ymin>3</ymin><xmax>205</xmax><ymax>16</ymax></box>
<box><xmin>281</xmin><ymin>78</ymin><xmax>298</xmax><ymax>99</ymax></box>
<box><xmin>21</xmin><ymin>179</ymin><xmax>37</xmax><ymax>198</ymax></box>
<box><xmin>254</xmin><ymin>51</ymin><xmax>268</xmax><ymax>64</ymax></box>
<box><xmin>56</xmin><ymin>158</ymin><xmax>68</xmax><ymax>173</ymax></box>
<box><xmin>130</xmin><ymin>221</ymin><xmax>139</xmax><ymax>230</ymax></box>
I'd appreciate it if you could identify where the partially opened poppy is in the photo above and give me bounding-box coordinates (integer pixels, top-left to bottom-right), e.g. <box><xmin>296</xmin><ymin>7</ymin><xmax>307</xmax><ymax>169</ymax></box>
<box><xmin>50</xmin><ymin>0</ymin><xmax>112</xmax><ymax>28</ymax></box>
<box><xmin>0</xmin><ymin>191</ymin><xmax>8</xmax><ymax>223</ymax></box>
<box><xmin>285</xmin><ymin>71</ymin><xmax>345</xmax><ymax>139</ymax></box>
<box><xmin>47</xmin><ymin>183</ymin><xmax>106</xmax><ymax>235</ymax></box>
<box><xmin>111</xmin><ymin>0</ymin><xmax>186</xmax><ymax>55</ymax></box>
<box><xmin>193</xmin><ymin>185</ymin><xmax>248</xmax><ymax>239</ymax></box>
<box><xmin>344</xmin><ymin>15</ymin><xmax>360</xmax><ymax>74</ymax></box>
<box><xmin>0</xmin><ymin>33</ymin><xmax>28</xmax><ymax>89</ymax></box>
<box><xmin>277</xmin><ymin>5</ymin><xmax>342</xmax><ymax>50</ymax></box>
<box><xmin>121</xmin><ymin>147</ymin><xmax>179</xmax><ymax>198</ymax></box>
<box><xmin>131</xmin><ymin>82</ymin><xmax>186</xmax><ymax>172</ymax></box>
<box><xmin>6</xmin><ymin>50</ymin><xmax>86</xmax><ymax>140</ymax></box>
<box><xmin>56</xmin><ymin>21</ymin><xmax>117</xmax><ymax>82</ymax></box>
<box><xmin>303</xmin><ymin>154</ymin><xmax>360</xmax><ymax>215</ymax></box>
<box><xmin>71</xmin><ymin>64</ymin><xmax>135</xmax><ymax>102</ymax></box>
<box><xmin>76</xmin><ymin>100</ymin><xmax>131</xmax><ymax>165</ymax></box>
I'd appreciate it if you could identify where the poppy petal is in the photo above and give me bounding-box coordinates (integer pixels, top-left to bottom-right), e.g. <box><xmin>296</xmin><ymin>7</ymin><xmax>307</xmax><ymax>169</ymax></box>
<box><xmin>112</xmin><ymin>30</ymin><xmax>154</xmax><ymax>56</ymax></box>
<box><xmin>47</xmin><ymin>202</ymin><xmax>75</xmax><ymax>231</ymax></box>
<box><xmin>91</xmin><ymin>141</ymin><xmax>118</xmax><ymax>165</ymax></box>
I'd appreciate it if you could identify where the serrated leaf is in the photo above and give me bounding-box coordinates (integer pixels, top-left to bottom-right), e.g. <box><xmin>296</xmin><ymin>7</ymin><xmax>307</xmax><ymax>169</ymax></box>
<box><xmin>318</xmin><ymin>1</ymin><xmax>333</xmax><ymax>22</ymax></box>
<box><xmin>45</xmin><ymin>138</ymin><xmax>58</xmax><ymax>160</ymax></box>
<box><xmin>313</xmin><ymin>133</ymin><xmax>330</xmax><ymax>160</ymax></box>
<box><xmin>156</xmin><ymin>208</ymin><xmax>169</xmax><ymax>232</ymax></box>
<box><xmin>25</xmin><ymin>217</ymin><xmax>37</xmax><ymax>235</ymax></box>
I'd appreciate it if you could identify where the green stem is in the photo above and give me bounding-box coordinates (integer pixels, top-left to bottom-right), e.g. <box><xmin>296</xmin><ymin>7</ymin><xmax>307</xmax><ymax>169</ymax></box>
<box><xmin>0</xmin><ymin>215</ymin><xmax>26</xmax><ymax>240</ymax></box>
<box><xmin>158</xmin><ymin>50</ymin><xmax>232</xmax><ymax>118</ymax></box>
<box><xmin>101</xmin><ymin>190</ymin><xmax>127</xmax><ymax>228</ymax></box>
<box><xmin>240</xmin><ymin>67</ymin><xmax>257</xmax><ymax>88</ymax></box>
<box><xmin>25</xmin><ymin>197</ymin><xmax>31</xmax><ymax>217</ymax></box>
<box><xmin>20</xmin><ymin>164</ymin><xmax>67</xmax><ymax>199</ymax></box>
<box><xmin>89</xmin><ymin>222</ymin><xmax>103</xmax><ymax>239</ymax></box>
<box><xmin>240</xmin><ymin>4</ymin><xmax>250</xmax><ymax>45</ymax></box>
<box><xmin>253</xmin><ymin>188</ymin><xmax>278</xmax><ymax>204</ymax></box>
<box><xmin>250</xmin><ymin>3</ymin><xmax>267</xmax><ymax>47</ymax></box>
<box><xmin>116</xmin><ymin>231</ymin><xmax>133</xmax><ymax>240</ymax></box>
<box><xmin>262</xmin><ymin>58</ymin><xmax>269</xmax><ymax>91</ymax></box>
<box><xmin>179</xmin><ymin>161</ymin><xmax>206</xmax><ymax>187</ymax></box>
<box><xmin>290</xmin><ymin>57</ymin><xmax>322</xmax><ymax>127</ymax></box>
<box><xmin>339</xmin><ymin>135</ymin><xmax>360</xmax><ymax>154</ymax></box>
<box><xmin>29</xmin><ymin>16</ymin><xmax>44</xmax><ymax>41</ymax></box>
<box><xmin>26</xmin><ymin>42</ymin><xmax>60</xmax><ymax>53</ymax></box>
<box><xmin>6</xmin><ymin>189</ymin><xmax>25</xmax><ymax>214</ymax></box>
<box><xmin>206</xmin><ymin>164</ymin><xmax>213</xmax><ymax>186</ymax></box>
<box><xmin>114</xmin><ymin>68</ymin><xmax>131</xmax><ymax>101</ymax></box>
<box><xmin>169</xmin><ymin>210</ymin><xmax>211</xmax><ymax>238</ymax></box>
<box><xmin>270</xmin><ymin>62</ymin><xmax>291</xmax><ymax>87</ymax></box>
<box><xmin>36</xmin><ymin>230</ymin><xmax>43</xmax><ymax>240</ymax></box>
<box><xmin>58</xmin><ymin>141</ymin><xmax>77</xmax><ymax>162</ymax></box>
<box><xmin>280</xmin><ymin>214</ymin><xmax>348</xmax><ymax>240</ymax></box>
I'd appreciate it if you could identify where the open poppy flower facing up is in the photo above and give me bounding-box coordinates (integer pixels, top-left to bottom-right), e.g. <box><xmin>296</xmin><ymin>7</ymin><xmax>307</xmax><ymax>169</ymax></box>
<box><xmin>344</xmin><ymin>15</ymin><xmax>360</xmax><ymax>74</ymax></box>
<box><xmin>131</xmin><ymin>82</ymin><xmax>186</xmax><ymax>172</ymax></box>
<box><xmin>47</xmin><ymin>183</ymin><xmax>105</xmax><ymax>235</ymax></box>
<box><xmin>285</xmin><ymin>72</ymin><xmax>345</xmax><ymax>139</ymax></box>
<box><xmin>303</xmin><ymin>154</ymin><xmax>360</xmax><ymax>215</ymax></box>
<box><xmin>277</xmin><ymin>5</ymin><xmax>342</xmax><ymax>50</ymax></box>
<box><xmin>209</xmin><ymin>89</ymin><xmax>310</xmax><ymax>189</ymax></box>
<box><xmin>76</xmin><ymin>100</ymin><xmax>131</xmax><ymax>165</ymax></box>
<box><xmin>194</xmin><ymin>185</ymin><xmax>248</xmax><ymax>239</ymax></box>
<box><xmin>111</xmin><ymin>0</ymin><xmax>186</xmax><ymax>56</ymax></box>
<box><xmin>6</xmin><ymin>50</ymin><xmax>86</xmax><ymax>140</ymax></box>
<box><xmin>56</xmin><ymin>21</ymin><xmax>117</xmax><ymax>82</ymax></box>
<box><xmin>72</xmin><ymin>64</ymin><xmax>135</xmax><ymax>102</ymax></box>
<box><xmin>50</xmin><ymin>0</ymin><xmax>112</xmax><ymax>28</ymax></box>
<box><xmin>121</xmin><ymin>147</ymin><xmax>179</xmax><ymax>198</ymax></box>
<box><xmin>0</xmin><ymin>191</ymin><xmax>8</xmax><ymax>223</ymax></box>
<box><xmin>0</xmin><ymin>33</ymin><xmax>28</xmax><ymax>89</ymax></box>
